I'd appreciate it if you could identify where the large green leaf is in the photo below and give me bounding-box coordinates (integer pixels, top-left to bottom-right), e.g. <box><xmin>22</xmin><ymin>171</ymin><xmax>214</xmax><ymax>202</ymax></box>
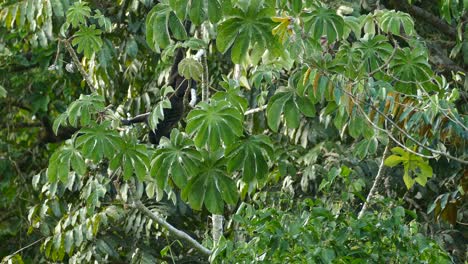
<box><xmin>47</xmin><ymin>144</ymin><xmax>86</xmax><ymax>183</ymax></box>
<box><xmin>215</xmin><ymin>1</ymin><xmax>279</xmax><ymax>63</ymax></box>
<box><xmin>66</xmin><ymin>2</ymin><xmax>91</xmax><ymax>28</ymax></box>
<box><xmin>72</xmin><ymin>25</ymin><xmax>103</xmax><ymax>58</ymax></box>
<box><xmin>150</xmin><ymin>129</ymin><xmax>201</xmax><ymax>189</ymax></box>
<box><xmin>181</xmin><ymin>152</ymin><xmax>238</xmax><ymax>214</ymax></box>
<box><xmin>109</xmin><ymin>142</ymin><xmax>150</xmax><ymax>180</ymax></box>
<box><xmin>266</xmin><ymin>89</ymin><xmax>315</xmax><ymax>132</ymax></box>
<box><xmin>146</xmin><ymin>3</ymin><xmax>187</xmax><ymax>52</ymax></box>
<box><xmin>178</xmin><ymin>58</ymin><xmax>203</xmax><ymax>81</ymax></box>
<box><xmin>354</xmin><ymin>35</ymin><xmax>393</xmax><ymax>75</ymax></box>
<box><xmin>390</xmin><ymin>47</ymin><xmax>433</xmax><ymax>93</ymax></box>
<box><xmin>75</xmin><ymin>122</ymin><xmax>125</xmax><ymax>162</ymax></box>
<box><xmin>226</xmin><ymin>135</ymin><xmax>273</xmax><ymax>183</ymax></box>
<box><xmin>169</xmin><ymin>0</ymin><xmax>224</xmax><ymax>24</ymax></box>
<box><xmin>53</xmin><ymin>93</ymin><xmax>106</xmax><ymax>132</ymax></box>
<box><xmin>384</xmin><ymin>147</ymin><xmax>433</xmax><ymax>189</ymax></box>
<box><xmin>302</xmin><ymin>5</ymin><xmax>344</xmax><ymax>43</ymax></box>
<box><xmin>186</xmin><ymin>100</ymin><xmax>244</xmax><ymax>150</ymax></box>
<box><xmin>377</xmin><ymin>10</ymin><xmax>415</xmax><ymax>36</ymax></box>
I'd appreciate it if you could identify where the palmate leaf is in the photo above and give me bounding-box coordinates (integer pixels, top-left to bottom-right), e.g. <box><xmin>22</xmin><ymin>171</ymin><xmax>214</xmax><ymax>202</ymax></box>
<box><xmin>53</xmin><ymin>93</ymin><xmax>106</xmax><ymax>132</ymax></box>
<box><xmin>266</xmin><ymin>89</ymin><xmax>316</xmax><ymax>132</ymax></box>
<box><xmin>354</xmin><ymin>35</ymin><xmax>393</xmax><ymax>75</ymax></box>
<box><xmin>390</xmin><ymin>47</ymin><xmax>434</xmax><ymax>93</ymax></box>
<box><xmin>66</xmin><ymin>2</ymin><xmax>91</xmax><ymax>28</ymax></box>
<box><xmin>72</xmin><ymin>25</ymin><xmax>103</xmax><ymax>58</ymax></box>
<box><xmin>216</xmin><ymin>0</ymin><xmax>281</xmax><ymax>63</ymax></box>
<box><xmin>150</xmin><ymin>129</ymin><xmax>201</xmax><ymax>189</ymax></box>
<box><xmin>75</xmin><ymin>122</ymin><xmax>125</xmax><ymax>162</ymax></box>
<box><xmin>186</xmin><ymin>100</ymin><xmax>244</xmax><ymax>150</ymax></box>
<box><xmin>384</xmin><ymin>147</ymin><xmax>433</xmax><ymax>189</ymax></box>
<box><xmin>181</xmin><ymin>151</ymin><xmax>238</xmax><ymax>214</ymax></box>
<box><xmin>109</xmin><ymin>142</ymin><xmax>150</xmax><ymax>181</ymax></box>
<box><xmin>178</xmin><ymin>58</ymin><xmax>203</xmax><ymax>81</ymax></box>
<box><xmin>226</xmin><ymin>135</ymin><xmax>273</xmax><ymax>183</ymax></box>
<box><xmin>377</xmin><ymin>10</ymin><xmax>415</xmax><ymax>36</ymax></box>
<box><xmin>145</xmin><ymin>3</ymin><xmax>187</xmax><ymax>53</ymax></box>
<box><xmin>302</xmin><ymin>4</ymin><xmax>345</xmax><ymax>43</ymax></box>
<box><xmin>47</xmin><ymin>143</ymin><xmax>86</xmax><ymax>183</ymax></box>
<box><xmin>169</xmin><ymin>0</ymin><xmax>223</xmax><ymax>24</ymax></box>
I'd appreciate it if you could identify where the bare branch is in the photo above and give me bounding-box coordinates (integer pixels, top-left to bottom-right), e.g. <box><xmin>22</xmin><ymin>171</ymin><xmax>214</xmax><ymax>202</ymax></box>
<box><xmin>61</xmin><ymin>39</ymin><xmax>98</xmax><ymax>93</ymax></box>
<box><xmin>358</xmin><ymin>144</ymin><xmax>389</xmax><ymax>219</ymax></box>
<box><xmin>131</xmin><ymin>200</ymin><xmax>212</xmax><ymax>256</ymax></box>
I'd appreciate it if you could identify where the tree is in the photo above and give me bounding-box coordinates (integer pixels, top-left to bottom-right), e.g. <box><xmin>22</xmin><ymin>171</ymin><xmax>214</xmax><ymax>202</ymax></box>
<box><xmin>0</xmin><ymin>0</ymin><xmax>466</xmax><ymax>263</ymax></box>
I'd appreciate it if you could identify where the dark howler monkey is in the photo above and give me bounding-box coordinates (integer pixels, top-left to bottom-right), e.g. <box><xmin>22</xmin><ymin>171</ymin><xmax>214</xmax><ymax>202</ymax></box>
<box><xmin>122</xmin><ymin>48</ymin><xmax>192</xmax><ymax>144</ymax></box>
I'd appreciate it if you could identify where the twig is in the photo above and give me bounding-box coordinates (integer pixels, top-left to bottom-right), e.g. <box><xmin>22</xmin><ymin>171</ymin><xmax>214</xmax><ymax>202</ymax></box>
<box><xmin>358</xmin><ymin>144</ymin><xmax>390</xmax><ymax>218</ymax></box>
<box><xmin>244</xmin><ymin>105</ymin><xmax>267</xmax><ymax>115</ymax></box>
<box><xmin>131</xmin><ymin>200</ymin><xmax>212</xmax><ymax>256</ymax></box>
<box><xmin>7</xmin><ymin>237</ymin><xmax>45</xmax><ymax>257</ymax></box>
<box><xmin>61</xmin><ymin>39</ymin><xmax>98</xmax><ymax>93</ymax></box>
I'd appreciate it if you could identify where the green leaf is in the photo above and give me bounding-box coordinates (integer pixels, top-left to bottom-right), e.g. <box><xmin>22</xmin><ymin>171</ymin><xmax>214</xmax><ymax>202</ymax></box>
<box><xmin>63</xmin><ymin>94</ymin><xmax>106</xmax><ymax>127</ymax></box>
<box><xmin>146</xmin><ymin>4</ymin><xmax>171</xmax><ymax>52</ymax></box>
<box><xmin>266</xmin><ymin>92</ymin><xmax>292</xmax><ymax>132</ymax></box>
<box><xmin>72</xmin><ymin>25</ymin><xmax>103</xmax><ymax>58</ymax></box>
<box><xmin>205</xmin><ymin>179</ymin><xmax>224</xmax><ymax>214</ymax></box>
<box><xmin>189</xmin><ymin>0</ymin><xmax>203</xmax><ymax>25</ymax></box>
<box><xmin>378</xmin><ymin>10</ymin><xmax>415</xmax><ymax>36</ymax></box>
<box><xmin>384</xmin><ymin>147</ymin><xmax>433</xmax><ymax>189</ymax></box>
<box><xmin>178</xmin><ymin>58</ymin><xmax>203</xmax><ymax>81</ymax></box>
<box><xmin>384</xmin><ymin>155</ymin><xmax>405</xmax><ymax>167</ymax></box>
<box><xmin>231</xmin><ymin>29</ymin><xmax>250</xmax><ymax>64</ymax></box>
<box><xmin>150</xmin><ymin>129</ymin><xmax>201</xmax><ymax>189</ymax></box>
<box><xmin>226</xmin><ymin>135</ymin><xmax>273</xmax><ymax>182</ymax></box>
<box><xmin>66</xmin><ymin>2</ymin><xmax>91</xmax><ymax>28</ymax></box>
<box><xmin>217</xmin><ymin>175</ymin><xmax>238</xmax><ymax>205</ymax></box>
<box><xmin>0</xmin><ymin>85</ymin><xmax>7</xmax><ymax>98</ymax></box>
<box><xmin>215</xmin><ymin>3</ymin><xmax>278</xmax><ymax>62</ymax></box>
<box><xmin>182</xmin><ymin>152</ymin><xmax>238</xmax><ymax>214</ymax></box>
<box><xmin>75</xmin><ymin>122</ymin><xmax>124</xmax><ymax>162</ymax></box>
<box><xmin>47</xmin><ymin>144</ymin><xmax>87</xmax><ymax>183</ymax></box>
<box><xmin>390</xmin><ymin>47</ymin><xmax>433</xmax><ymax>93</ymax></box>
<box><xmin>295</xmin><ymin>96</ymin><xmax>316</xmax><ymax>117</ymax></box>
<box><xmin>217</xmin><ymin>18</ymin><xmax>241</xmax><ymax>53</ymax></box>
<box><xmin>183</xmin><ymin>173</ymin><xmax>207</xmax><ymax>210</ymax></box>
<box><xmin>168</xmin><ymin>12</ymin><xmax>187</xmax><ymax>40</ymax></box>
<box><xmin>110</xmin><ymin>143</ymin><xmax>150</xmax><ymax>181</ymax></box>
<box><xmin>148</xmin><ymin>99</ymin><xmax>172</xmax><ymax>130</ymax></box>
<box><xmin>207</xmin><ymin>0</ymin><xmax>222</xmax><ymax>23</ymax></box>
<box><xmin>303</xmin><ymin>5</ymin><xmax>344</xmax><ymax>43</ymax></box>
<box><xmin>186</xmin><ymin>100</ymin><xmax>244</xmax><ymax>150</ymax></box>
<box><xmin>284</xmin><ymin>99</ymin><xmax>300</xmax><ymax>129</ymax></box>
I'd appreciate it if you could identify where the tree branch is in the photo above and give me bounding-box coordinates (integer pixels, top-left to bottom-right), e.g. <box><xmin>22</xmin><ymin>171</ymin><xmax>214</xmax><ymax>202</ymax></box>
<box><xmin>358</xmin><ymin>144</ymin><xmax>390</xmax><ymax>218</ymax></box>
<box><xmin>131</xmin><ymin>200</ymin><xmax>212</xmax><ymax>256</ymax></box>
<box><xmin>61</xmin><ymin>39</ymin><xmax>98</xmax><ymax>93</ymax></box>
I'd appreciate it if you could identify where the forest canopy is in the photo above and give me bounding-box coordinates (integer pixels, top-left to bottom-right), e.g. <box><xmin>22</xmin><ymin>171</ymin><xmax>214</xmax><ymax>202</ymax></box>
<box><xmin>0</xmin><ymin>0</ymin><xmax>466</xmax><ymax>263</ymax></box>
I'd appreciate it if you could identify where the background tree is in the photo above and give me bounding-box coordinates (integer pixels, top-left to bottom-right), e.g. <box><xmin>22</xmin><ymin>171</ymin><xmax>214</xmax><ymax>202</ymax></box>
<box><xmin>0</xmin><ymin>0</ymin><xmax>466</xmax><ymax>263</ymax></box>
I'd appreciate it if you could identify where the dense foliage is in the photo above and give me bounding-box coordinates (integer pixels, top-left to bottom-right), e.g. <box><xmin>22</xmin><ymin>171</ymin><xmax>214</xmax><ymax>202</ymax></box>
<box><xmin>0</xmin><ymin>0</ymin><xmax>466</xmax><ymax>263</ymax></box>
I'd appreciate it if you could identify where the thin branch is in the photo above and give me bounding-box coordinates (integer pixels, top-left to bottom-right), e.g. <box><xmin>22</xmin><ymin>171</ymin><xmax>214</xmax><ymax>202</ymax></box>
<box><xmin>358</xmin><ymin>144</ymin><xmax>390</xmax><ymax>218</ymax></box>
<box><xmin>61</xmin><ymin>39</ymin><xmax>98</xmax><ymax>93</ymax></box>
<box><xmin>7</xmin><ymin>237</ymin><xmax>45</xmax><ymax>257</ymax></box>
<box><xmin>131</xmin><ymin>200</ymin><xmax>212</xmax><ymax>256</ymax></box>
<box><xmin>244</xmin><ymin>105</ymin><xmax>267</xmax><ymax>115</ymax></box>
